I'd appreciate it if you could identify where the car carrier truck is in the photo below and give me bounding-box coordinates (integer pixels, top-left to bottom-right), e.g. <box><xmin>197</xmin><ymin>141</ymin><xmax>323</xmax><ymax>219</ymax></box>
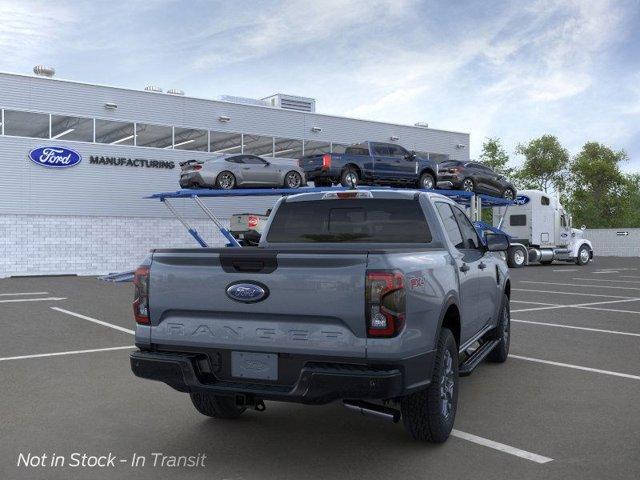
<box><xmin>493</xmin><ymin>189</ymin><xmax>593</xmax><ymax>268</ymax></box>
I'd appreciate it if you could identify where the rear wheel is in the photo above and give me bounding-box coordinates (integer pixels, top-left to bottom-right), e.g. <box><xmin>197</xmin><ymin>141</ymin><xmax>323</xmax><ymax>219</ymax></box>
<box><xmin>216</xmin><ymin>171</ymin><xmax>236</xmax><ymax>190</ymax></box>
<box><xmin>462</xmin><ymin>178</ymin><xmax>475</xmax><ymax>192</ymax></box>
<box><xmin>419</xmin><ymin>172</ymin><xmax>435</xmax><ymax>190</ymax></box>
<box><xmin>507</xmin><ymin>246</ymin><xmax>526</xmax><ymax>268</ymax></box>
<box><xmin>340</xmin><ymin>167</ymin><xmax>359</xmax><ymax>188</ymax></box>
<box><xmin>284</xmin><ymin>171</ymin><xmax>303</xmax><ymax>189</ymax></box>
<box><xmin>400</xmin><ymin>328</ymin><xmax>458</xmax><ymax>442</ymax></box>
<box><xmin>190</xmin><ymin>393</ymin><xmax>246</xmax><ymax>419</ymax></box>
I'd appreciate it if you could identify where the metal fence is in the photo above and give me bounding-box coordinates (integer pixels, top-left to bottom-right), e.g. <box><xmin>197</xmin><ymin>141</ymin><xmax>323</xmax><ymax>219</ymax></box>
<box><xmin>584</xmin><ymin>228</ymin><xmax>640</xmax><ymax>257</ymax></box>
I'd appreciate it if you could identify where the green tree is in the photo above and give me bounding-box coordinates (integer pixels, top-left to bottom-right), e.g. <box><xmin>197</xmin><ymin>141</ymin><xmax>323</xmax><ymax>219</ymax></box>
<box><xmin>622</xmin><ymin>174</ymin><xmax>640</xmax><ymax>227</ymax></box>
<box><xmin>479</xmin><ymin>137</ymin><xmax>514</xmax><ymax>177</ymax></box>
<box><xmin>515</xmin><ymin>135</ymin><xmax>569</xmax><ymax>193</ymax></box>
<box><xmin>566</xmin><ymin>142</ymin><xmax>629</xmax><ymax>228</ymax></box>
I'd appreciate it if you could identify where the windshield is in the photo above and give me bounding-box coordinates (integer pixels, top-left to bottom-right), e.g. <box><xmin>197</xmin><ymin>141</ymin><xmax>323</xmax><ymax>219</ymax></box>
<box><xmin>266</xmin><ymin>198</ymin><xmax>432</xmax><ymax>243</ymax></box>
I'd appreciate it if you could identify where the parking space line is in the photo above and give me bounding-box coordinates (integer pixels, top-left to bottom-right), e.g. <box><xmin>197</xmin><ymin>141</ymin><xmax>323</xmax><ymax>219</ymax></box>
<box><xmin>0</xmin><ymin>292</ymin><xmax>49</xmax><ymax>296</ymax></box>
<box><xmin>574</xmin><ymin>306</ymin><xmax>640</xmax><ymax>315</ymax></box>
<box><xmin>451</xmin><ymin>430</ymin><xmax>553</xmax><ymax>464</ymax></box>
<box><xmin>572</xmin><ymin>278</ymin><xmax>640</xmax><ymax>284</ymax></box>
<box><xmin>619</xmin><ymin>275</ymin><xmax>640</xmax><ymax>279</ymax></box>
<box><xmin>0</xmin><ymin>346</ymin><xmax>135</xmax><ymax>362</ymax></box>
<box><xmin>512</xmin><ymin>319</ymin><xmax>640</xmax><ymax>337</ymax></box>
<box><xmin>511</xmin><ymin>297</ymin><xmax>640</xmax><ymax>313</ymax></box>
<box><xmin>520</xmin><ymin>281</ymin><xmax>640</xmax><ymax>291</ymax></box>
<box><xmin>511</xmin><ymin>300</ymin><xmax>559</xmax><ymax>306</ymax></box>
<box><xmin>509</xmin><ymin>355</ymin><xmax>640</xmax><ymax>380</ymax></box>
<box><xmin>51</xmin><ymin>307</ymin><xmax>134</xmax><ymax>335</ymax></box>
<box><xmin>0</xmin><ymin>297</ymin><xmax>66</xmax><ymax>303</ymax></box>
<box><xmin>512</xmin><ymin>288</ymin><xmax>638</xmax><ymax>299</ymax></box>
<box><xmin>552</xmin><ymin>269</ymin><xmax>578</xmax><ymax>272</ymax></box>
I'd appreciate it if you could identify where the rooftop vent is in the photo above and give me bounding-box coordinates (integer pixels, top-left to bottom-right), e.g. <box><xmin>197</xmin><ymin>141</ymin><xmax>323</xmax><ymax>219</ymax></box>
<box><xmin>167</xmin><ymin>89</ymin><xmax>185</xmax><ymax>96</ymax></box>
<box><xmin>414</xmin><ymin>122</ymin><xmax>429</xmax><ymax>128</ymax></box>
<box><xmin>144</xmin><ymin>85</ymin><xmax>163</xmax><ymax>93</ymax></box>
<box><xmin>263</xmin><ymin>94</ymin><xmax>316</xmax><ymax>112</ymax></box>
<box><xmin>33</xmin><ymin>65</ymin><xmax>55</xmax><ymax>77</ymax></box>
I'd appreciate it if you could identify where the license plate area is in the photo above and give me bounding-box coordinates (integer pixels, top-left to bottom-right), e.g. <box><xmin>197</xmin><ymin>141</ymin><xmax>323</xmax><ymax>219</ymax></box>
<box><xmin>231</xmin><ymin>351</ymin><xmax>278</xmax><ymax>381</ymax></box>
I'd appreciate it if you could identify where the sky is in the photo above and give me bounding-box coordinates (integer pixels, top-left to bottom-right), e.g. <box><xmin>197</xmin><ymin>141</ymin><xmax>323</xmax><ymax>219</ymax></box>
<box><xmin>1</xmin><ymin>0</ymin><xmax>639</xmax><ymax>171</ymax></box>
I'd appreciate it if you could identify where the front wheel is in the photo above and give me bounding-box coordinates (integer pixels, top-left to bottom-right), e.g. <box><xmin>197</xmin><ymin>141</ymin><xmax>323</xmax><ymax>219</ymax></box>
<box><xmin>507</xmin><ymin>246</ymin><xmax>526</xmax><ymax>268</ymax></box>
<box><xmin>462</xmin><ymin>178</ymin><xmax>475</xmax><ymax>192</ymax></box>
<box><xmin>284</xmin><ymin>171</ymin><xmax>303</xmax><ymax>189</ymax></box>
<box><xmin>419</xmin><ymin>172</ymin><xmax>435</xmax><ymax>190</ymax></box>
<box><xmin>576</xmin><ymin>245</ymin><xmax>591</xmax><ymax>265</ymax></box>
<box><xmin>190</xmin><ymin>393</ymin><xmax>246</xmax><ymax>419</ymax></box>
<box><xmin>487</xmin><ymin>294</ymin><xmax>510</xmax><ymax>363</ymax></box>
<box><xmin>400</xmin><ymin>328</ymin><xmax>458</xmax><ymax>442</ymax></box>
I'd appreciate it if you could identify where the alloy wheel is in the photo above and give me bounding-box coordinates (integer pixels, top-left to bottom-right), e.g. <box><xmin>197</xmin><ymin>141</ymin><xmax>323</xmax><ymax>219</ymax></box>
<box><xmin>218</xmin><ymin>173</ymin><xmax>235</xmax><ymax>189</ymax></box>
<box><xmin>286</xmin><ymin>172</ymin><xmax>301</xmax><ymax>188</ymax></box>
<box><xmin>462</xmin><ymin>179</ymin><xmax>474</xmax><ymax>192</ymax></box>
<box><xmin>440</xmin><ymin>349</ymin><xmax>455</xmax><ymax>418</ymax></box>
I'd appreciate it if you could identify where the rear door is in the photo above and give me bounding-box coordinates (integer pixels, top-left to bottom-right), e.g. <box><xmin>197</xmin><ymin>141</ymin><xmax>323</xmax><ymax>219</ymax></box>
<box><xmin>434</xmin><ymin>202</ymin><xmax>485</xmax><ymax>343</ymax></box>
<box><xmin>370</xmin><ymin>143</ymin><xmax>395</xmax><ymax>181</ymax></box>
<box><xmin>148</xmin><ymin>249</ymin><xmax>368</xmax><ymax>357</ymax></box>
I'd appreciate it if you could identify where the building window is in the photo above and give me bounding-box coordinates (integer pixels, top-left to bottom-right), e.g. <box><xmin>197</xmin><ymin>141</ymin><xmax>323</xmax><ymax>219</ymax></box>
<box><xmin>303</xmin><ymin>140</ymin><xmax>331</xmax><ymax>156</ymax></box>
<box><xmin>173</xmin><ymin>127</ymin><xmax>208</xmax><ymax>151</ymax></box>
<box><xmin>243</xmin><ymin>134</ymin><xmax>274</xmax><ymax>156</ymax></box>
<box><xmin>95</xmin><ymin>119</ymin><xmax>135</xmax><ymax>145</ymax></box>
<box><xmin>273</xmin><ymin>137</ymin><xmax>303</xmax><ymax>158</ymax></box>
<box><xmin>136</xmin><ymin>123</ymin><xmax>173</xmax><ymax>148</ymax></box>
<box><xmin>3</xmin><ymin>110</ymin><xmax>49</xmax><ymax>138</ymax></box>
<box><xmin>51</xmin><ymin>114</ymin><xmax>93</xmax><ymax>142</ymax></box>
<box><xmin>210</xmin><ymin>131</ymin><xmax>242</xmax><ymax>154</ymax></box>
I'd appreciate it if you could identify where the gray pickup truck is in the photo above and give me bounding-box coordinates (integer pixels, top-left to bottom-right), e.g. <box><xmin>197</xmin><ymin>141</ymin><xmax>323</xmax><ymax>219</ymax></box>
<box><xmin>130</xmin><ymin>189</ymin><xmax>511</xmax><ymax>442</ymax></box>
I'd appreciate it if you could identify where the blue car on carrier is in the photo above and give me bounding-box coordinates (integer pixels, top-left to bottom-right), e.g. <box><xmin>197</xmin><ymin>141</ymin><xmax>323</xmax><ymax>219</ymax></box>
<box><xmin>298</xmin><ymin>141</ymin><xmax>441</xmax><ymax>190</ymax></box>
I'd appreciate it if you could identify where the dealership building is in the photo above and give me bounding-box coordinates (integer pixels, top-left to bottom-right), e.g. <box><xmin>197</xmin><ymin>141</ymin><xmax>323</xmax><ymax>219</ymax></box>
<box><xmin>0</xmin><ymin>69</ymin><xmax>470</xmax><ymax>277</ymax></box>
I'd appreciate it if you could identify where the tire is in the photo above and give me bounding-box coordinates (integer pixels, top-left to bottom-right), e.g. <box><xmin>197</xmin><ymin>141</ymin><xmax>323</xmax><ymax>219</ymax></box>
<box><xmin>400</xmin><ymin>328</ymin><xmax>458</xmax><ymax>442</ymax></box>
<box><xmin>284</xmin><ymin>170</ymin><xmax>303</xmax><ymax>189</ymax></box>
<box><xmin>576</xmin><ymin>245</ymin><xmax>591</xmax><ymax>265</ymax></box>
<box><xmin>502</xmin><ymin>188</ymin><xmax>516</xmax><ymax>200</ymax></box>
<box><xmin>487</xmin><ymin>294</ymin><xmax>510</xmax><ymax>363</ymax></box>
<box><xmin>340</xmin><ymin>167</ymin><xmax>359</xmax><ymax>188</ymax></box>
<box><xmin>419</xmin><ymin>172</ymin><xmax>436</xmax><ymax>190</ymax></box>
<box><xmin>190</xmin><ymin>392</ymin><xmax>246</xmax><ymax>419</ymax></box>
<box><xmin>215</xmin><ymin>171</ymin><xmax>236</xmax><ymax>190</ymax></box>
<box><xmin>462</xmin><ymin>178</ymin><xmax>475</xmax><ymax>192</ymax></box>
<box><xmin>507</xmin><ymin>246</ymin><xmax>526</xmax><ymax>268</ymax></box>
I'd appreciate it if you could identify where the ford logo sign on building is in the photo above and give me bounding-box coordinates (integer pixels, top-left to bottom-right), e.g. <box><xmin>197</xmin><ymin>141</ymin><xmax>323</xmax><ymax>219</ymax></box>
<box><xmin>29</xmin><ymin>146</ymin><xmax>82</xmax><ymax>168</ymax></box>
<box><xmin>226</xmin><ymin>282</ymin><xmax>269</xmax><ymax>303</ymax></box>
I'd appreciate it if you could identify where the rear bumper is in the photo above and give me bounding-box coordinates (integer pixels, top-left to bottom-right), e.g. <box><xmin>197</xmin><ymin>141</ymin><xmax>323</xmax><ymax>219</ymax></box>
<box><xmin>131</xmin><ymin>350</ymin><xmax>417</xmax><ymax>404</ymax></box>
<box><xmin>179</xmin><ymin>172</ymin><xmax>206</xmax><ymax>188</ymax></box>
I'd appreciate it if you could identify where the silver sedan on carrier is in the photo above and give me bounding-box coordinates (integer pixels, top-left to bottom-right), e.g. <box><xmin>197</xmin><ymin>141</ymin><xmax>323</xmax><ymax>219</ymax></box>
<box><xmin>179</xmin><ymin>154</ymin><xmax>307</xmax><ymax>189</ymax></box>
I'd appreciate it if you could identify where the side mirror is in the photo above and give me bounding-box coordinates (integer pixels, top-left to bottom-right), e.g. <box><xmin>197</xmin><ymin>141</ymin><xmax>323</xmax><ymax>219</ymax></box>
<box><xmin>404</xmin><ymin>152</ymin><xmax>416</xmax><ymax>160</ymax></box>
<box><xmin>581</xmin><ymin>225</ymin><xmax>586</xmax><ymax>231</ymax></box>
<box><xmin>485</xmin><ymin>233</ymin><xmax>509</xmax><ymax>252</ymax></box>
<box><xmin>264</xmin><ymin>161</ymin><xmax>271</xmax><ymax>167</ymax></box>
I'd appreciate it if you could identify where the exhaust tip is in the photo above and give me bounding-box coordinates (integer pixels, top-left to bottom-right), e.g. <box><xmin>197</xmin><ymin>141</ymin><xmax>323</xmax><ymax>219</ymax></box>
<box><xmin>343</xmin><ymin>400</ymin><xmax>400</xmax><ymax>423</ymax></box>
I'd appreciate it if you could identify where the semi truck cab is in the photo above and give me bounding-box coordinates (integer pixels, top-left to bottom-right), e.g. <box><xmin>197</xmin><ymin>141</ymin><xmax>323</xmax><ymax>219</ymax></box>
<box><xmin>492</xmin><ymin>189</ymin><xmax>593</xmax><ymax>267</ymax></box>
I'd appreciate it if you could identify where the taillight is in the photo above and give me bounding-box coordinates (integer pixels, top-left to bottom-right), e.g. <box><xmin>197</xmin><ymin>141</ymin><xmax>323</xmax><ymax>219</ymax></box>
<box><xmin>322</xmin><ymin>154</ymin><xmax>331</xmax><ymax>169</ymax></box>
<box><xmin>366</xmin><ymin>271</ymin><xmax>405</xmax><ymax>337</ymax></box>
<box><xmin>133</xmin><ymin>266</ymin><xmax>150</xmax><ymax>325</ymax></box>
<box><xmin>193</xmin><ymin>164</ymin><xmax>202</xmax><ymax>171</ymax></box>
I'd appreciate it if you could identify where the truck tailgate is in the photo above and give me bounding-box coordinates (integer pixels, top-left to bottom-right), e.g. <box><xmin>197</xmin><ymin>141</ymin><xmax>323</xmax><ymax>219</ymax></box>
<box><xmin>148</xmin><ymin>249</ymin><xmax>367</xmax><ymax>357</ymax></box>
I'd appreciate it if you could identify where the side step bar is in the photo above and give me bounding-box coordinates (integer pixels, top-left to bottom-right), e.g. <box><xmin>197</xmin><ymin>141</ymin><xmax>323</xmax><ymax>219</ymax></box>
<box><xmin>458</xmin><ymin>339</ymin><xmax>500</xmax><ymax>377</ymax></box>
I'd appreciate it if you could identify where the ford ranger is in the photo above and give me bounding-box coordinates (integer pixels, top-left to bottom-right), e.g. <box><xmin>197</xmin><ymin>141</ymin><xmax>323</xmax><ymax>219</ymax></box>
<box><xmin>130</xmin><ymin>189</ymin><xmax>511</xmax><ymax>442</ymax></box>
<box><xmin>298</xmin><ymin>142</ymin><xmax>441</xmax><ymax>190</ymax></box>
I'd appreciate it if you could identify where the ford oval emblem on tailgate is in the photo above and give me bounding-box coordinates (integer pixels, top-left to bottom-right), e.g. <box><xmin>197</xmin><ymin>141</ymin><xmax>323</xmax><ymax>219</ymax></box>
<box><xmin>226</xmin><ymin>281</ymin><xmax>269</xmax><ymax>303</ymax></box>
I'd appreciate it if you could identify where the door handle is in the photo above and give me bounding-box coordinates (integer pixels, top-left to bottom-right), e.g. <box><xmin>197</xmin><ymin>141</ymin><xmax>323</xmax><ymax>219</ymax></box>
<box><xmin>242</xmin><ymin>167</ymin><xmax>250</xmax><ymax>170</ymax></box>
<box><xmin>459</xmin><ymin>263</ymin><xmax>470</xmax><ymax>273</ymax></box>
<box><xmin>478</xmin><ymin>262</ymin><xmax>487</xmax><ymax>270</ymax></box>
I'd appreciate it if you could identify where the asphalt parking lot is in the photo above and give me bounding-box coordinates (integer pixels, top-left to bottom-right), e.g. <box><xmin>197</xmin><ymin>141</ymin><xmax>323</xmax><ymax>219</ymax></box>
<box><xmin>1</xmin><ymin>257</ymin><xmax>639</xmax><ymax>480</ymax></box>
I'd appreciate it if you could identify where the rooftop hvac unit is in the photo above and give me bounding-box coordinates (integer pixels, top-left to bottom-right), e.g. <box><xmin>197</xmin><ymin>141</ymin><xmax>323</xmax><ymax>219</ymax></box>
<box><xmin>33</xmin><ymin>65</ymin><xmax>55</xmax><ymax>77</ymax></box>
<box><xmin>167</xmin><ymin>89</ymin><xmax>185</xmax><ymax>96</ymax></box>
<box><xmin>218</xmin><ymin>95</ymin><xmax>270</xmax><ymax>107</ymax></box>
<box><xmin>144</xmin><ymin>85</ymin><xmax>163</xmax><ymax>93</ymax></box>
<box><xmin>262</xmin><ymin>94</ymin><xmax>316</xmax><ymax>112</ymax></box>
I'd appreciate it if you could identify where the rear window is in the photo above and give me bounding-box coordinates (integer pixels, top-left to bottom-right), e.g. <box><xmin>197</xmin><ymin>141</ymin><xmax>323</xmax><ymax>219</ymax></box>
<box><xmin>439</xmin><ymin>160</ymin><xmax>462</xmax><ymax>167</ymax></box>
<box><xmin>345</xmin><ymin>144</ymin><xmax>370</xmax><ymax>156</ymax></box>
<box><xmin>266</xmin><ymin>199</ymin><xmax>432</xmax><ymax>244</ymax></box>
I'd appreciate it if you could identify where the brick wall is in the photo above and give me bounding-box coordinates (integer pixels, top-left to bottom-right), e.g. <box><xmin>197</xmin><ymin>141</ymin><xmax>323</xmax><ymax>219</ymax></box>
<box><xmin>0</xmin><ymin>214</ymin><xmax>229</xmax><ymax>277</ymax></box>
<box><xmin>584</xmin><ymin>228</ymin><xmax>640</xmax><ymax>257</ymax></box>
